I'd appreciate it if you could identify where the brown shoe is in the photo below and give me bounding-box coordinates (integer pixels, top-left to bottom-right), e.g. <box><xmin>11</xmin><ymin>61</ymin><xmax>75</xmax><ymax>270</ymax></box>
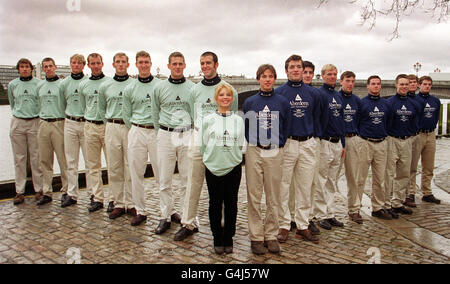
<box><xmin>13</xmin><ymin>194</ymin><xmax>25</xmax><ymax>205</ymax></box>
<box><xmin>349</xmin><ymin>212</ymin><xmax>364</xmax><ymax>224</ymax></box>
<box><xmin>109</xmin><ymin>208</ymin><xmax>126</xmax><ymax>219</ymax></box>
<box><xmin>131</xmin><ymin>214</ymin><xmax>147</xmax><ymax>226</ymax></box>
<box><xmin>35</xmin><ymin>192</ymin><xmax>43</xmax><ymax>201</ymax></box>
<box><xmin>264</xmin><ymin>240</ymin><xmax>280</xmax><ymax>254</ymax></box>
<box><xmin>404</xmin><ymin>194</ymin><xmax>417</xmax><ymax>208</ymax></box>
<box><xmin>171</xmin><ymin>213</ymin><xmax>181</xmax><ymax>224</ymax></box>
<box><xmin>277</xmin><ymin>229</ymin><xmax>289</xmax><ymax>243</ymax></box>
<box><xmin>250</xmin><ymin>241</ymin><xmax>267</xmax><ymax>255</ymax></box>
<box><xmin>127</xmin><ymin>208</ymin><xmax>137</xmax><ymax>217</ymax></box>
<box><xmin>295</xmin><ymin>229</ymin><xmax>319</xmax><ymax>244</ymax></box>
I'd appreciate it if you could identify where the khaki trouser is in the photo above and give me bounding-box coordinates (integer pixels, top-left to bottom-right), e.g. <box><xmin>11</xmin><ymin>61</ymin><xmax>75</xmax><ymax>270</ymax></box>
<box><xmin>65</xmin><ymin>118</ymin><xmax>87</xmax><ymax>200</ymax></box>
<box><xmin>105</xmin><ymin>122</ymin><xmax>132</xmax><ymax>209</ymax></box>
<box><xmin>407</xmin><ymin>134</ymin><xmax>421</xmax><ymax>195</ymax></box>
<box><xmin>279</xmin><ymin>138</ymin><xmax>317</xmax><ymax>230</ymax></box>
<box><xmin>84</xmin><ymin>121</ymin><xmax>108</xmax><ymax>203</ymax></box>
<box><xmin>385</xmin><ymin>136</ymin><xmax>412</xmax><ymax>208</ymax></box>
<box><xmin>343</xmin><ymin>136</ymin><xmax>363</xmax><ymax>214</ymax></box>
<box><xmin>10</xmin><ymin>117</ymin><xmax>42</xmax><ymax>195</ymax></box>
<box><xmin>157</xmin><ymin>128</ymin><xmax>191</xmax><ymax>221</ymax></box>
<box><xmin>313</xmin><ymin>139</ymin><xmax>342</xmax><ymax>220</ymax></box>
<box><xmin>310</xmin><ymin>137</ymin><xmax>321</xmax><ymax>220</ymax></box>
<box><xmin>418</xmin><ymin>132</ymin><xmax>436</xmax><ymax>196</ymax></box>
<box><xmin>357</xmin><ymin>139</ymin><xmax>387</xmax><ymax>212</ymax></box>
<box><xmin>181</xmin><ymin>129</ymin><xmax>203</xmax><ymax>230</ymax></box>
<box><xmin>246</xmin><ymin>145</ymin><xmax>283</xmax><ymax>242</ymax></box>
<box><xmin>38</xmin><ymin>119</ymin><xmax>68</xmax><ymax>196</ymax></box>
<box><xmin>128</xmin><ymin>125</ymin><xmax>159</xmax><ymax>216</ymax></box>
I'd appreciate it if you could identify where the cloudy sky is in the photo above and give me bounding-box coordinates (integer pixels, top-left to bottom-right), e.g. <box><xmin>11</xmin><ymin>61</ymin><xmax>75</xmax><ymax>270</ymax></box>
<box><xmin>0</xmin><ymin>0</ymin><xmax>449</xmax><ymax>80</ymax></box>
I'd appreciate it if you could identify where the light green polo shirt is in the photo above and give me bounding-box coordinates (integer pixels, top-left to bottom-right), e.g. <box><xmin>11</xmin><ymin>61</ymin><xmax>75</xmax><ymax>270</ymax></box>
<box><xmin>36</xmin><ymin>78</ymin><xmax>66</xmax><ymax>119</ymax></box>
<box><xmin>98</xmin><ymin>76</ymin><xmax>135</xmax><ymax>121</ymax></box>
<box><xmin>152</xmin><ymin>78</ymin><xmax>194</xmax><ymax>130</ymax></box>
<box><xmin>122</xmin><ymin>76</ymin><xmax>161</xmax><ymax>129</ymax></box>
<box><xmin>79</xmin><ymin>74</ymin><xmax>110</xmax><ymax>121</ymax></box>
<box><xmin>60</xmin><ymin>74</ymin><xmax>88</xmax><ymax>117</ymax></box>
<box><xmin>8</xmin><ymin>77</ymin><xmax>41</xmax><ymax>118</ymax></box>
<box><xmin>200</xmin><ymin>112</ymin><xmax>244</xmax><ymax>176</ymax></box>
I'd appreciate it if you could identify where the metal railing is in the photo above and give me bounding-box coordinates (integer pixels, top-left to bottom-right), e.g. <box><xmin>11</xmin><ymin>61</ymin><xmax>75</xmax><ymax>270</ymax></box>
<box><xmin>438</xmin><ymin>99</ymin><xmax>450</xmax><ymax>136</ymax></box>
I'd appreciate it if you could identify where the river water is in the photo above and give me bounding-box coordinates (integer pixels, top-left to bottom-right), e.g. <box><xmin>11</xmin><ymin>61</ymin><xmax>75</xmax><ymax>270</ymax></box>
<box><xmin>0</xmin><ymin>105</ymin><xmax>107</xmax><ymax>181</ymax></box>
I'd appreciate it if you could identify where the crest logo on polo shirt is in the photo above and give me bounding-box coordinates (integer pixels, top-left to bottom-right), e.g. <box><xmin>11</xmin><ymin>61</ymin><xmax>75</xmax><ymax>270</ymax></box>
<box><xmin>94</xmin><ymin>90</ymin><xmax>98</xmax><ymax>94</ymax></box>
<box><xmin>206</xmin><ymin>98</ymin><xmax>211</xmax><ymax>103</ymax></box>
<box><xmin>118</xmin><ymin>92</ymin><xmax>123</xmax><ymax>96</ymax></box>
<box><xmin>426</xmin><ymin>103</ymin><xmax>431</xmax><ymax>108</ymax></box>
<box><xmin>332</xmin><ymin>98</ymin><xmax>337</xmax><ymax>104</ymax></box>
<box><xmin>48</xmin><ymin>90</ymin><xmax>51</xmax><ymax>94</ymax></box>
<box><xmin>346</xmin><ymin>104</ymin><xmax>351</xmax><ymax>110</ymax></box>
<box><xmin>146</xmin><ymin>94</ymin><xmax>151</xmax><ymax>99</ymax></box>
<box><xmin>397</xmin><ymin>104</ymin><xmax>412</xmax><ymax>122</ymax></box>
<box><xmin>401</xmin><ymin>105</ymin><xmax>407</xmax><ymax>111</ymax></box>
<box><xmin>176</xmin><ymin>96</ymin><xmax>181</xmax><ymax>101</ymax></box>
<box><xmin>24</xmin><ymin>90</ymin><xmax>28</xmax><ymax>94</ymax></box>
<box><xmin>369</xmin><ymin>105</ymin><xmax>384</xmax><ymax>125</ymax></box>
<box><xmin>344</xmin><ymin>104</ymin><xmax>356</xmax><ymax>123</ymax></box>
<box><xmin>329</xmin><ymin>97</ymin><xmax>342</xmax><ymax>117</ymax></box>
<box><xmin>263</xmin><ymin>105</ymin><xmax>270</xmax><ymax>112</ymax></box>
<box><xmin>224</xmin><ymin>130</ymin><xmax>229</xmax><ymax>135</ymax></box>
<box><xmin>424</xmin><ymin>102</ymin><xmax>436</xmax><ymax>119</ymax></box>
<box><xmin>295</xmin><ymin>94</ymin><xmax>302</xmax><ymax>101</ymax></box>
<box><xmin>374</xmin><ymin>106</ymin><xmax>379</xmax><ymax>112</ymax></box>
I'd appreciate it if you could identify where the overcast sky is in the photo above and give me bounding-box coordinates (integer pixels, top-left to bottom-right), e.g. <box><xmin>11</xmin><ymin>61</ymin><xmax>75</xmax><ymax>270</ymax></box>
<box><xmin>1</xmin><ymin>0</ymin><xmax>449</xmax><ymax>80</ymax></box>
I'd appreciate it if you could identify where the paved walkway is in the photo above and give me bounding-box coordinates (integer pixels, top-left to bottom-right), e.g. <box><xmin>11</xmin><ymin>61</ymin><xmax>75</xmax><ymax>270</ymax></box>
<box><xmin>0</xmin><ymin>138</ymin><xmax>449</xmax><ymax>264</ymax></box>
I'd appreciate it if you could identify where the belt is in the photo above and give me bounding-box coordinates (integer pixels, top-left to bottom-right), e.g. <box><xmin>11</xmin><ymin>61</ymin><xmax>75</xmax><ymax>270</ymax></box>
<box><xmin>15</xmin><ymin>116</ymin><xmax>38</xmax><ymax>120</ymax></box>
<box><xmin>345</xmin><ymin>133</ymin><xmax>358</xmax><ymax>137</ymax></box>
<box><xmin>107</xmin><ymin>119</ymin><xmax>125</xmax><ymax>125</ymax></box>
<box><xmin>256</xmin><ymin>143</ymin><xmax>282</xmax><ymax>150</ymax></box>
<box><xmin>289</xmin><ymin>135</ymin><xmax>312</xmax><ymax>142</ymax></box>
<box><xmin>159</xmin><ymin>125</ymin><xmax>191</xmax><ymax>132</ymax></box>
<box><xmin>361</xmin><ymin>136</ymin><xmax>385</xmax><ymax>143</ymax></box>
<box><xmin>392</xmin><ymin>135</ymin><xmax>411</xmax><ymax>140</ymax></box>
<box><xmin>321</xmin><ymin>136</ymin><xmax>340</xmax><ymax>143</ymax></box>
<box><xmin>41</xmin><ymin>118</ymin><xmax>65</xmax><ymax>122</ymax></box>
<box><xmin>66</xmin><ymin>115</ymin><xmax>85</xmax><ymax>122</ymax></box>
<box><xmin>420</xmin><ymin>129</ymin><xmax>434</xmax><ymax>134</ymax></box>
<box><xmin>132</xmin><ymin>123</ymin><xmax>154</xmax><ymax>129</ymax></box>
<box><xmin>86</xmin><ymin>119</ymin><xmax>104</xmax><ymax>125</ymax></box>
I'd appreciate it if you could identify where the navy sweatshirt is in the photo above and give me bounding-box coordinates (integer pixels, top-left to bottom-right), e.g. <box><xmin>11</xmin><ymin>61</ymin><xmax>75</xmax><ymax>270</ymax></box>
<box><xmin>276</xmin><ymin>80</ymin><xmax>321</xmax><ymax>137</ymax></box>
<box><xmin>416</xmin><ymin>92</ymin><xmax>441</xmax><ymax>131</ymax></box>
<box><xmin>358</xmin><ymin>94</ymin><xmax>392</xmax><ymax>139</ymax></box>
<box><xmin>408</xmin><ymin>92</ymin><xmax>425</xmax><ymax>135</ymax></box>
<box><xmin>318</xmin><ymin>84</ymin><xmax>345</xmax><ymax>147</ymax></box>
<box><xmin>387</xmin><ymin>93</ymin><xmax>421</xmax><ymax>137</ymax></box>
<box><xmin>243</xmin><ymin>89</ymin><xmax>290</xmax><ymax>147</ymax></box>
<box><xmin>339</xmin><ymin>90</ymin><xmax>362</xmax><ymax>135</ymax></box>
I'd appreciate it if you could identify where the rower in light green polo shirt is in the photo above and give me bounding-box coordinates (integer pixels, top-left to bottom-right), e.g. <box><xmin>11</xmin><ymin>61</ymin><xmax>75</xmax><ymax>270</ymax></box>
<box><xmin>99</xmin><ymin>75</ymin><xmax>135</xmax><ymax>121</ymax></box>
<box><xmin>80</xmin><ymin>73</ymin><xmax>109</xmax><ymax>122</ymax></box>
<box><xmin>37</xmin><ymin>77</ymin><xmax>66</xmax><ymax>119</ymax></box>
<box><xmin>8</xmin><ymin>76</ymin><xmax>41</xmax><ymax>119</ymax></box>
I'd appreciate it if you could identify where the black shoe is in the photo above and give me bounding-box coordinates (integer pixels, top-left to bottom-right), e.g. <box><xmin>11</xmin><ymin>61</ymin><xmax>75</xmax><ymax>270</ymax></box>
<box><xmin>308</xmin><ymin>221</ymin><xmax>320</xmax><ymax>235</ymax></box>
<box><xmin>88</xmin><ymin>201</ymin><xmax>104</xmax><ymax>212</ymax></box>
<box><xmin>327</xmin><ymin>218</ymin><xmax>344</xmax><ymax>227</ymax></box>
<box><xmin>318</xmin><ymin>219</ymin><xmax>332</xmax><ymax>230</ymax></box>
<box><xmin>422</xmin><ymin>194</ymin><xmax>441</xmax><ymax>204</ymax></box>
<box><xmin>385</xmin><ymin>208</ymin><xmax>399</xmax><ymax>219</ymax></box>
<box><xmin>61</xmin><ymin>193</ymin><xmax>68</xmax><ymax>203</ymax></box>
<box><xmin>393</xmin><ymin>206</ymin><xmax>413</xmax><ymax>215</ymax></box>
<box><xmin>372</xmin><ymin>209</ymin><xmax>393</xmax><ymax>220</ymax></box>
<box><xmin>403</xmin><ymin>194</ymin><xmax>417</xmax><ymax>208</ymax></box>
<box><xmin>37</xmin><ymin>195</ymin><xmax>52</xmax><ymax>206</ymax></box>
<box><xmin>90</xmin><ymin>194</ymin><xmax>94</xmax><ymax>206</ymax></box>
<box><xmin>61</xmin><ymin>196</ymin><xmax>77</xmax><ymax>208</ymax></box>
<box><xmin>171</xmin><ymin>213</ymin><xmax>182</xmax><ymax>224</ymax></box>
<box><xmin>290</xmin><ymin>221</ymin><xmax>297</xmax><ymax>231</ymax></box>
<box><xmin>155</xmin><ymin>220</ymin><xmax>171</xmax><ymax>235</ymax></box>
<box><xmin>107</xmin><ymin>201</ymin><xmax>115</xmax><ymax>213</ymax></box>
<box><xmin>174</xmin><ymin>227</ymin><xmax>195</xmax><ymax>241</ymax></box>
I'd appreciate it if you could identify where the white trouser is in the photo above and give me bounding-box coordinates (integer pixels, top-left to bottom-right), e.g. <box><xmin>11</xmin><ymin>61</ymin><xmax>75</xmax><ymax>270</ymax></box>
<box><xmin>157</xmin><ymin>128</ymin><xmax>191</xmax><ymax>221</ymax></box>
<box><xmin>313</xmin><ymin>139</ymin><xmax>343</xmax><ymax>220</ymax></box>
<box><xmin>310</xmin><ymin>137</ymin><xmax>321</xmax><ymax>220</ymax></box>
<box><xmin>180</xmin><ymin>129</ymin><xmax>203</xmax><ymax>229</ymax></box>
<box><xmin>10</xmin><ymin>117</ymin><xmax>42</xmax><ymax>195</ymax></box>
<box><xmin>105</xmin><ymin>122</ymin><xmax>132</xmax><ymax>209</ymax></box>
<box><xmin>84</xmin><ymin>121</ymin><xmax>108</xmax><ymax>203</ymax></box>
<box><xmin>279</xmin><ymin>137</ymin><xmax>317</xmax><ymax>230</ymax></box>
<box><xmin>65</xmin><ymin>118</ymin><xmax>87</xmax><ymax>200</ymax></box>
<box><xmin>128</xmin><ymin>125</ymin><xmax>159</xmax><ymax>216</ymax></box>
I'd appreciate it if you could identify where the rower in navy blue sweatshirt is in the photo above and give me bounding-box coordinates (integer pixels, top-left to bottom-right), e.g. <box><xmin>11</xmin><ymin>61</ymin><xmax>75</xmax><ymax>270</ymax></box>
<box><xmin>243</xmin><ymin>64</ymin><xmax>290</xmax><ymax>255</ymax></box>
<box><xmin>313</xmin><ymin>64</ymin><xmax>345</xmax><ymax>231</ymax></box>
<box><xmin>385</xmin><ymin>74</ymin><xmax>421</xmax><ymax>216</ymax></box>
<box><xmin>414</xmin><ymin>76</ymin><xmax>441</xmax><ymax>204</ymax></box>
<box><xmin>358</xmin><ymin>75</ymin><xmax>394</xmax><ymax>220</ymax></box>
<box><xmin>275</xmin><ymin>54</ymin><xmax>320</xmax><ymax>244</ymax></box>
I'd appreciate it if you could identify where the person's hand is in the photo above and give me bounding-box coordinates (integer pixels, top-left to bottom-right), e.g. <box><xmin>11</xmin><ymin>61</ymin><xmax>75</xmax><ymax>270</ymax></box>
<box><xmin>341</xmin><ymin>148</ymin><xmax>345</xmax><ymax>158</ymax></box>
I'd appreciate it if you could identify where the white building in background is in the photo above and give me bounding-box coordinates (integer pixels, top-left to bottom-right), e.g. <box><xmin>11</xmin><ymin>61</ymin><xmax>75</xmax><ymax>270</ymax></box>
<box><xmin>429</xmin><ymin>72</ymin><xmax>450</xmax><ymax>81</ymax></box>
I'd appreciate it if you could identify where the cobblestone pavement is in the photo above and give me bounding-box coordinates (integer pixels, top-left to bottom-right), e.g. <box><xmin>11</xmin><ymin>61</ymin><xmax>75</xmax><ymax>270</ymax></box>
<box><xmin>0</xmin><ymin>139</ymin><xmax>449</xmax><ymax>264</ymax></box>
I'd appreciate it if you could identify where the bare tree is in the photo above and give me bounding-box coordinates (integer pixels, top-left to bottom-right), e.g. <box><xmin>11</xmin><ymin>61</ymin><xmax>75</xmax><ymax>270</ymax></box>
<box><xmin>318</xmin><ymin>0</ymin><xmax>449</xmax><ymax>40</ymax></box>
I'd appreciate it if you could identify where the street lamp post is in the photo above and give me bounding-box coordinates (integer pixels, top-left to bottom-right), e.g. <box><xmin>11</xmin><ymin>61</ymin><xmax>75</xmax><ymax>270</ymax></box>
<box><xmin>413</xmin><ymin>61</ymin><xmax>422</xmax><ymax>77</ymax></box>
<box><xmin>434</xmin><ymin>68</ymin><xmax>441</xmax><ymax>73</ymax></box>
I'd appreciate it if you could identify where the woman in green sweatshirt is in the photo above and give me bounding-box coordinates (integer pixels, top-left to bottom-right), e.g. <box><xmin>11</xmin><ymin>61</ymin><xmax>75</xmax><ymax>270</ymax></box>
<box><xmin>200</xmin><ymin>84</ymin><xmax>244</xmax><ymax>255</ymax></box>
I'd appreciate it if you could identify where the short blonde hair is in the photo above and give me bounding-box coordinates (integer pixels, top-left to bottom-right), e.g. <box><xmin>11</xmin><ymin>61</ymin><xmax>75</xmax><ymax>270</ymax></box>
<box><xmin>113</xmin><ymin>52</ymin><xmax>129</xmax><ymax>63</ymax></box>
<box><xmin>214</xmin><ymin>84</ymin><xmax>234</xmax><ymax>104</ymax></box>
<box><xmin>70</xmin><ymin>54</ymin><xmax>86</xmax><ymax>65</ymax></box>
<box><xmin>321</xmin><ymin>64</ymin><xmax>337</xmax><ymax>75</ymax></box>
